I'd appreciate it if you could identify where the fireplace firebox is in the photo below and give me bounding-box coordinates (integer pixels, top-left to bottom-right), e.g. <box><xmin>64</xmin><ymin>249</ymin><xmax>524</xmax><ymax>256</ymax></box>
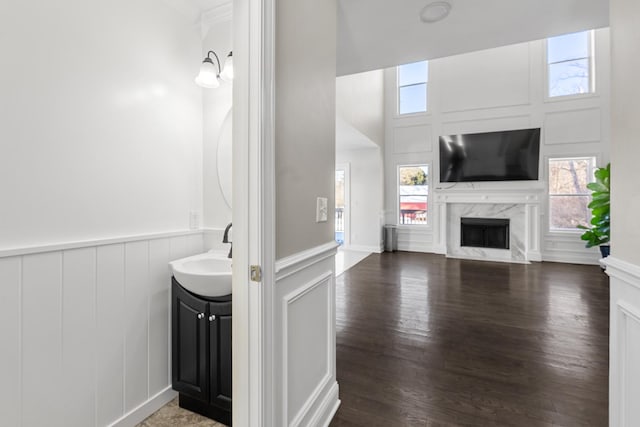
<box><xmin>460</xmin><ymin>218</ymin><xmax>510</xmax><ymax>250</ymax></box>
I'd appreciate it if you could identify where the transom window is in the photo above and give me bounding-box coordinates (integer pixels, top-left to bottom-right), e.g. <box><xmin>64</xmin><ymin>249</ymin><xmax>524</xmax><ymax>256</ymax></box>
<box><xmin>548</xmin><ymin>157</ymin><xmax>596</xmax><ymax>230</ymax></box>
<box><xmin>398</xmin><ymin>165</ymin><xmax>428</xmax><ymax>225</ymax></box>
<box><xmin>398</xmin><ymin>61</ymin><xmax>428</xmax><ymax>115</ymax></box>
<box><xmin>547</xmin><ymin>31</ymin><xmax>594</xmax><ymax>98</ymax></box>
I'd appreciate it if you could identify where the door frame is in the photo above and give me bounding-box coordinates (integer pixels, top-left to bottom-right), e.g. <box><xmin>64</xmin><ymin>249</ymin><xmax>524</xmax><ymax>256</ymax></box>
<box><xmin>335</xmin><ymin>162</ymin><xmax>351</xmax><ymax>248</ymax></box>
<box><xmin>232</xmin><ymin>0</ymin><xmax>275</xmax><ymax>424</ymax></box>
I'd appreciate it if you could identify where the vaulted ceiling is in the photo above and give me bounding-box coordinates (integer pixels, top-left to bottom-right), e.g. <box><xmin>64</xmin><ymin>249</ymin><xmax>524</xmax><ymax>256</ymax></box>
<box><xmin>176</xmin><ymin>0</ymin><xmax>610</xmax><ymax>76</ymax></box>
<box><xmin>337</xmin><ymin>0</ymin><xmax>609</xmax><ymax>75</ymax></box>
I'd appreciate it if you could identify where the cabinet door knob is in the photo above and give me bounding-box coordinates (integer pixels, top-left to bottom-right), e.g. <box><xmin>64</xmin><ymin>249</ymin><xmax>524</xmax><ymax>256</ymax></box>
<box><xmin>209</xmin><ymin>315</ymin><xmax>216</xmax><ymax>321</ymax></box>
<box><xmin>197</xmin><ymin>313</ymin><xmax>205</xmax><ymax>320</ymax></box>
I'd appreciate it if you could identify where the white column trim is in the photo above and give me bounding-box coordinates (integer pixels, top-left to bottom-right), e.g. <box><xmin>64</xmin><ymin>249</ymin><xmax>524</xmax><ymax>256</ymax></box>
<box><xmin>233</xmin><ymin>0</ymin><xmax>276</xmax><ymax>423</ymax></box>
<box><xmin>605</xmin><ymin>256</ymin><xmax>640</xmax><ymax>290</ymax></box>
<box><xmin>275</xmin><ymin>242</ymin><xmax>339</xmax><ymax>281</ymax></box>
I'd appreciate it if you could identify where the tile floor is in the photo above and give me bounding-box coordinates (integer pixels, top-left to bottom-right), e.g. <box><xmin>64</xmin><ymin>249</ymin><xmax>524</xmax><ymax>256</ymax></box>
<box><xmin>136</xmin><ymin>398</ymin><xmax>225</xmax><ymax>427</ymax></box>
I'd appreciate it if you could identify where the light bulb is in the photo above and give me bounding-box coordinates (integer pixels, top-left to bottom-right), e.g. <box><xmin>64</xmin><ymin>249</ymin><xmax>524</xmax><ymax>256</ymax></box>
<box><xmin>195</xmin><ymin>59</ymin><xmax>220</xmax><ymax>88</ymax></box>
<box><xmin>220</xmin><ymin>52</ymin><xmax>234</xmax><ymax>81</ymax></box>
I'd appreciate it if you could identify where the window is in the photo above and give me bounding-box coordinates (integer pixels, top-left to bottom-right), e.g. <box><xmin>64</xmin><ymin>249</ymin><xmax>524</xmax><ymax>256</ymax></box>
<box><xmin>547</xmin><ymin>31</ymin><xmax>594</xmax><ymax>98</ymax></box>
<box><xmin>398</xmin><ymin>165</ymin><xmax>428</xmax><ymax>225</ymax></box>
<box><xmin>398</xmin><ymin>61</ymin><xmax>428</xmax><ymax>115</ymax></box>
<box><xmin>548</xmin><ymin>157</ymin><xmax>595</xmax><ymax>230</ymax></box>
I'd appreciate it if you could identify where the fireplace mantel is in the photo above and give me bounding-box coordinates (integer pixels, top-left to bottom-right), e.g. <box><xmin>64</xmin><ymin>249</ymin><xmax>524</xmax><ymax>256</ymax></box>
<box><xmin>435</xmin><ymin>188</ymin><xmax>543</xmax><ymax>205</ymax></box>
<box><xmin>433</xmin><ymin>188</ymin><xmax>543</xmax><ymax>262</ymax></box>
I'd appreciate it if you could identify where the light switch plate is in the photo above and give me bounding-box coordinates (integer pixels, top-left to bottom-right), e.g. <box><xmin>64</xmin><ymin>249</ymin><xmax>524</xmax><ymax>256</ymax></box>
<box><xmin>189</xmin><ymin>210</ymin><xmax>200</xmax><ymax>230</ymax></box>
<box><xmin>316</xmin><ymin>197</ymin><xmax>328</xmax><ymax>222</ymax></box>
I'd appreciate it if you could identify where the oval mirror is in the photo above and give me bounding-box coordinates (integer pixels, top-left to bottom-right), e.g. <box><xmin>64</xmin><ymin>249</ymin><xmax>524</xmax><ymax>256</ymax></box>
<box><xmin>217</xmin><ymin>109</ymin><xmax>232</xmax><ymax>208</ymax></box>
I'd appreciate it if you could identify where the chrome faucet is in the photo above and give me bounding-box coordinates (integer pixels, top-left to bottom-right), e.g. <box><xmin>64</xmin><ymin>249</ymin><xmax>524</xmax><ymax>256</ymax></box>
<box><xmin>222</xmin><ymin>222</ymin><xmax>232</xmax><ymax>258</ymax></box>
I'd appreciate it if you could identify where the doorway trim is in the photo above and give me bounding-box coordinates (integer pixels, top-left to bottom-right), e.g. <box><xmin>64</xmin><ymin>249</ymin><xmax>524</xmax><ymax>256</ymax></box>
<box><xmin>232</xmin><ymin>0</ymin><xmax>275</xmax><ymax>424</ymax></box>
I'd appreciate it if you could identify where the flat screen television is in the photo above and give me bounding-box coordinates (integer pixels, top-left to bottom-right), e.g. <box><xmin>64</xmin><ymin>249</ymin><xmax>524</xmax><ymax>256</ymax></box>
<box><xmin>439</xmin><ymin>128</ymin><xmax>541</xmax><ymax>182</ymax></box>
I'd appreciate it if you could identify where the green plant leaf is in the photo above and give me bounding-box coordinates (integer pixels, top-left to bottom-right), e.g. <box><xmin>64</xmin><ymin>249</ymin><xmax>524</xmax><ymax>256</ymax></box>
<box><xmin>587</xmin><ymin>182</ymin><xmax>608</xmax><ymax>193</ymax></box>
<box><xmin>579</xmin><ymin>163</ymin><xmax>610</xmax><ymax>248</ymax></box>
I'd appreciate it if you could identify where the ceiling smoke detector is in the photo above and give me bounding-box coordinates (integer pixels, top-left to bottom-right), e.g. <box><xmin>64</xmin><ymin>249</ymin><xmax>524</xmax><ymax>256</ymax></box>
<box><xmin>420</xmin><ymin>1</ymin><xmax>452</xmax><ymax>23</ymax></box>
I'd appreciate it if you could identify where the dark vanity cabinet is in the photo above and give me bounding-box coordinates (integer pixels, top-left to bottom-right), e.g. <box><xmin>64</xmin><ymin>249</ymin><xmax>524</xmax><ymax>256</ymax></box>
<box><xmin>172</xmin><ymin>278</ymin><xmax>232</xmax><ymax>426</ymax></box>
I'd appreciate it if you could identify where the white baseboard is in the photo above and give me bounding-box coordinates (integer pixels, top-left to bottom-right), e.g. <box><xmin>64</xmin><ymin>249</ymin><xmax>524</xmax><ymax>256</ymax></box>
<box><xmin>542</xmin><ymin>250</ymin><xmax>600</xmax><ymax>265</ymax></box>
<box><xmin>344</xmin><ymin>244</ymin><xmax>382</xmax><ymax>253</ymax></box>
<box><xmin>397</xmin><ymin>242</ymin><xmax>434</xmax><ymax>253</ymax></box>
<box><xmin>312</xmin><ymin>382</ymin><xmax>340</xmax><ymax>427</ymax></box>
<box><xmin>109</xmin><ymin>387</ymin><xmax>177</xmax><ymax>427</ymax></box>
<box><xmin>527</xmin><ymin>250</ymin><xmax>542</xmax><ymax>262</ymax></box>
<box><xmin>446</xmin><ymin>253</ymin><xmax>530</xmax><ymax>264</ymax></box>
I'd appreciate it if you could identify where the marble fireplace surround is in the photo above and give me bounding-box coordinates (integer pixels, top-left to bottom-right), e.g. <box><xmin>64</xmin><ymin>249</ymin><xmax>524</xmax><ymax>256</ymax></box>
<box><xmin>434</xmin><ymin>189</ymin><xmax>543</xmax><ymax>263</ymax></box>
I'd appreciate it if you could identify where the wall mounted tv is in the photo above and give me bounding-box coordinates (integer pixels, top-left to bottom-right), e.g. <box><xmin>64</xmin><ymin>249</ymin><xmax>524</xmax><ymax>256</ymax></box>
<box><xmin>439</xmin><ymin>128</ymin><xmax>541</xmax><ymax>182</ymax></box>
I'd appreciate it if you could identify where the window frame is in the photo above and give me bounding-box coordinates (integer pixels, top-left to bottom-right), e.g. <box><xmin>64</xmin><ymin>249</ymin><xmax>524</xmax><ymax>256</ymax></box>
<box><xmin>396</xmin><ymin>61</ymin><xmax>429</xmax><ymax>117</ymax></box>
<box><xmin>397</xmin><ymin>163</ymin><xmax>430</xmax><ymax>227</ymax></box>
<box><xmin>544</xmin><ymin>30</ymin><xmax>596</xmax><ymax>102</ymax></box>
<box><xmin>547</xmin><ymin>156</ymin><xmax>597</xmax><ymax>233</ymax></box>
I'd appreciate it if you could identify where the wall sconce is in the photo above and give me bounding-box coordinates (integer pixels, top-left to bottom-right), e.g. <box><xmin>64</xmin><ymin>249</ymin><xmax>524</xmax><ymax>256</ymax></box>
<box><xmin>195</xmin><ymin>51</ymin><xmax>233</xmax><ymax>89</ymax></box>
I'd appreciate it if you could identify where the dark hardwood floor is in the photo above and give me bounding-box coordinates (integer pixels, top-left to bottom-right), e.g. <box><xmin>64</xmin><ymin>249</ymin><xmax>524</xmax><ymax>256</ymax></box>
<box><xmin>330</xmin><ymin>252</ymin><xmax>609</xmax><ymax>427</ymax></box>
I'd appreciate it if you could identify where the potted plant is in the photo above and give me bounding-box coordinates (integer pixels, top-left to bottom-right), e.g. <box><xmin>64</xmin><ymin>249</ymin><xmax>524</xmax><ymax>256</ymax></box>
<box><xmin>578</xmin><ymin>163</ymin><xmax>610</xmax><ymax>258</ymax></box>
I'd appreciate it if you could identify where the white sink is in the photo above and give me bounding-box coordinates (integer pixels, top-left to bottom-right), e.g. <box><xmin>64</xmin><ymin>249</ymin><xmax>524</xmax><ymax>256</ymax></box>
<box><xmin>170</xmin><ymin>252</ymin><xmax>232</xmax><ymax>297</ymax></box>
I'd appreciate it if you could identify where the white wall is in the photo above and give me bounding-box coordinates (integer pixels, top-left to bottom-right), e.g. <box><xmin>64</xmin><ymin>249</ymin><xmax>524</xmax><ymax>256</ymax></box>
<box><xmin>383</xmin><ymin>29</ymin><xmax>611</xmax><ymax>264</ymax></box>
<box><xmin>202</xmin><ymin>18</ymin><xmax>233</xmax><ymax>235</ymax></box>
<box><xmin>0</xmin><ymin>0</ymin><xmax>203</xmax><ymax>251</ymax></box>
<box><xmin>336</xmin><ymin>148</ymin><xmax>384</xmax><ymax>252</ymax></box>
<box><xmin>607</xmin><ymin>1</ymin><xmax>640</xmax><ymax>425</ymax></box>
<box><xmin>275</xmin><ymin>0</ymin><xmax>337</xmax><ymax>259</ymax></box>
<box><xmin>610</xmin><ymin>1</ymin><xmax>640</xmax><ymax>266</ymax></box>
<box><xmin>335</xmin><ymin>70</ymin><xmax>385</xmax><ymax>252</ymax></box>
<box><xmin>336</xmin><ymin>70</ymin><xmax>385</xmax><ymax>147</ymax></box>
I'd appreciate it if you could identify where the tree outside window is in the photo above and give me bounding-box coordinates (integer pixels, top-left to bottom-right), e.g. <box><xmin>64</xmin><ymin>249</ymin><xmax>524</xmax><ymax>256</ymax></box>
<box><xmin>548</xmin><ymin>158</ymin><xmax>595</xmax><ymax>230</ymax></box>
<box><xmin>547</xmin><ymin>31</ymin><xmax>593</xmax><ymax>98</ymax></box>
<box><xmin>398</xmin><ymin>165</ymin><xmax>428</xmax><ymax>225</ymax></box>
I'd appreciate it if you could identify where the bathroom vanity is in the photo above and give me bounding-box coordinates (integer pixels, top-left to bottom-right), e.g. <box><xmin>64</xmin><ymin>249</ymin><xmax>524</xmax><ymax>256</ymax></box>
<box><xmin>172</xmin><ymin>277</ymin><xmax>232</xmax><ymax>425</ymax></box>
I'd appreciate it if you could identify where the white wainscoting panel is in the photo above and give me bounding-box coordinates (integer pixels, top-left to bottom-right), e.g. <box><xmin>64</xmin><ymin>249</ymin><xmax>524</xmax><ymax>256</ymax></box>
<box><xmin>438</xmin><ymin>42</ymin><xmax>531</xmax><ymax>112</ymax></box>
<box><xmin>0</xmin><ymin>257</ymin><xmax>21</xmax><ymax>426</ymax></box>
<box><xmin>0</xmin><ymin>231</ymin><xmax>203</xmax><ymax>427</ymax></box>
<box><xmin>274</xmin><ymin>242</ymin><xmax>339</xmax><ymax>427</ymax></box>
<box><xmin>22</xmin><ymin>252</ymin><xmax>64</xmax><ymax>426</ymax></box>
<box><xmin>285</xmin><ymin>272</ymin><xmax>332</xmax><ymax>426</ymax></box>
<box><xmin>543</xmin><ymin>108</ymin><xmax>601</xmax><ymax>145</ymax></box>
<box><xmin>616</xmin><ymin>303</ymin><xmax>640</xmax><ymax>425</ymax></box>
<box><xmin>393</xmin><ymin>124</ymin><xmax>432</xmax><ymax>154</ymax></box>
<box><xmin>542</xmin><ymin>233</ymin><xmax>601</xmax><ymax>265</ymax></box>
<box><xmin>440</xmin><ymin>114</ymin><xmax>532</xmax><ymax>137</ymax></box>
<box><xmin>148</xmin><ymin>238</ymin><xmax>172</xmax><ymax>395</ymax></box>
<box><xmin>607</xmin><ymin>256</ymin><xmax>640</xmax><ymax>427</ymax></box>
<box><xmin>62</xmin><ymin>248</ymin><xmax>97</xmax><ymax>426</ymax></box>
<box><xmin>125</xmin><ymin>241</ymin><xmax>150</xmax><ymax>412</ymax></box>
<box><xmin>397</xmin><ymin>227</ymin><xmax>434</xmax><ymax>253</ymax></box>
<box><xmin>97</xmin><ymin>244</ymin><xmax>127</xmax><ymax>427</ymax></box>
